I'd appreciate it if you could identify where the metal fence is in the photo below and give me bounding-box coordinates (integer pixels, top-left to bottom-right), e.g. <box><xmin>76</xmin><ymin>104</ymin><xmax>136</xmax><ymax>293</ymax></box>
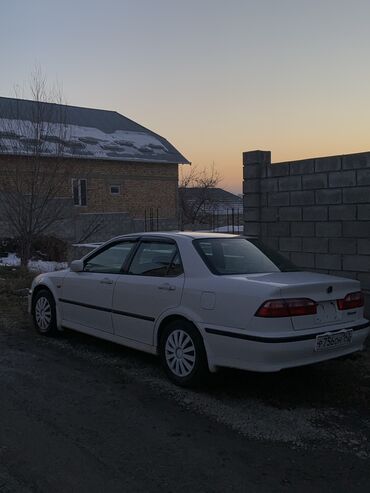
<box><xmin>178</xmin><ymin>208</ymin><xmax>243</xmax><ymax>234</ymax></box>
<box><xmin>144</xmin><ymin>208</ymin><xmax>160</xmax><ymax>232</ymax></box>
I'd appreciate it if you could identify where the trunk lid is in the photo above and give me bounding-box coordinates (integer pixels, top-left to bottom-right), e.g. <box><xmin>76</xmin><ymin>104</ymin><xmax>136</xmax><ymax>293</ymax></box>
<box><xmin>245</xmin><ymin>271</ymin><xmax>363</xmax><ymax>330</ymax></box>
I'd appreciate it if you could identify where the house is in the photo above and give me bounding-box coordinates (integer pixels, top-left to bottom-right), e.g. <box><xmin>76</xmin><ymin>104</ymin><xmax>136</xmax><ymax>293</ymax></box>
<box><xmin>0</xmin><ymin>97</ymin><xmax>189</xmax><ymax>242</ymax></box>
<box><xmin>179</xmin><ymin>187</ymin><xmax>242</xmax><ymax>229</ymax></box>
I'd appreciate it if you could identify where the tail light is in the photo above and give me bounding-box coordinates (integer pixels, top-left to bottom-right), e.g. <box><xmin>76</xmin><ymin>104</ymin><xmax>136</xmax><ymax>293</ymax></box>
<box><xmin>255</xmin><ymin>298</ymin><xmax>317</xmax><ymax>318</ymax></box>
<box><xmin>337</xmin><ymin>292</ymin><xmax>364</xmax><ymax>310</ymax></box>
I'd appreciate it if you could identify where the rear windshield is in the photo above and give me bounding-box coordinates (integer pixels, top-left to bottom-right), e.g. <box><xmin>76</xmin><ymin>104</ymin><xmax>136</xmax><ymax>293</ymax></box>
<box><xmin>193</xmin><ymin>237</ymin><xmax>297</xmax><ymax>275</ymax></box>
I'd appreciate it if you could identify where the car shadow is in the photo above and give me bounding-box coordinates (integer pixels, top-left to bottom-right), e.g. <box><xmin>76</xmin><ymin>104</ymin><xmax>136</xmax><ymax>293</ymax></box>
<box><xmin>207</xmin><ymin>352</ymin><xmax>370</xmax><ymax>411</ymax></box>
<box><xmin>60</xmin><ymin>328</ymin><xmax>370</xmax><ymax>411</ymax></box>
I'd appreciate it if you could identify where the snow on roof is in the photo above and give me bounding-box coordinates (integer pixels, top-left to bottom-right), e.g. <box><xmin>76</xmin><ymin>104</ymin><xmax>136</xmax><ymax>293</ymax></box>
<box><xmin>0</xmin><ymin>97</ymin><xmax>190</xmax><ymax>164</ymax></box>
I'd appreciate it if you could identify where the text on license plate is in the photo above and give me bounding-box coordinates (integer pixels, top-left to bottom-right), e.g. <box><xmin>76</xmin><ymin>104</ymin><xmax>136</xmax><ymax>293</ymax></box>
<box><xmin>315</xmin><ymin>329</ymin><xmax>353</xmax><ymax>352</ymax></box>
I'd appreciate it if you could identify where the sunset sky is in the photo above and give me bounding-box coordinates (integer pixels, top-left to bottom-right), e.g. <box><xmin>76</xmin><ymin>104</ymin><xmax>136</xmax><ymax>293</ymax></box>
<box><xmin>1</xmin><ymin>0</ymin><xmax>369</xmax><ymax>193</ymax></box>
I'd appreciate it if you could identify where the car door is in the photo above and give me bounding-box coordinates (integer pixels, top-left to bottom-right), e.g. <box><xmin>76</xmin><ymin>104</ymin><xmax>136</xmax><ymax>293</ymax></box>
<box><xmin>112</xmin><ymin>239</ymin><xmax>185</xmax><ymax>345</ymax></box>
<box><xmin>61</xmin><ymin>240</ymin><xmax>137</xmax><ymax>333</ymax></box>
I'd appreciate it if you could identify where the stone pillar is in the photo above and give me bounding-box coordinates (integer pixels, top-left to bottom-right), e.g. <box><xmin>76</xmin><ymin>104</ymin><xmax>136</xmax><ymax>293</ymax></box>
<box><xmin>243</xmin><ymin>150</ymin><xmax>270</xmax><ymax>237</ymax></box>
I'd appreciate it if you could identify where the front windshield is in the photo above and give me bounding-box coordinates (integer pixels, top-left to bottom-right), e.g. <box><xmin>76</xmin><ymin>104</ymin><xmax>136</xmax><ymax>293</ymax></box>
<box><xmin>193</xmin><ymin>237</ymin><xmax>297</xmax><ymax>275</ymax></box>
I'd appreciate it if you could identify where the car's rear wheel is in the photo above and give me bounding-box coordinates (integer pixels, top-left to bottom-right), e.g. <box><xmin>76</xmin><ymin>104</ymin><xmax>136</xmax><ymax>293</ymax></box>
<box><xmin>159</xmin><ymin>320</ymin><xmax>208</xmax><ymax>387</ymax></box>
<box><xmin>32</xmin><ymin>289</ymin><xmax>58</xmax><ymax>336</ymax></box>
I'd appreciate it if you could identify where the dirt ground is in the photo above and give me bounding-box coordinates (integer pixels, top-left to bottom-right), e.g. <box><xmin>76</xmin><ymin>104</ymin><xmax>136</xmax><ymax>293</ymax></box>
<box><xmin>0</xmin><ymin>267</ymin><xmax>370</xmax><ymax>492</ymax></box>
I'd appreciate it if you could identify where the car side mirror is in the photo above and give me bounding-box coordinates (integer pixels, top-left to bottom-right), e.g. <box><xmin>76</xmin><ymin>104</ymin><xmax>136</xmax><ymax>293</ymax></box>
<box><xmin>70</xmin><ymin>259</ymin><xmax>84</xmax><ymax>272</ymax></box>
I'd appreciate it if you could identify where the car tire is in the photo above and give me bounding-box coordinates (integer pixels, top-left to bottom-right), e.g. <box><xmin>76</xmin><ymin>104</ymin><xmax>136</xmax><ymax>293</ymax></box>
<box><xmin>159</xmin><ymin>320</ymin><xmax>208</xmax><ymax>387</ymax></box>
<box><xmin>32</xmin><ymin>289</ymin><xmax>58</xmax><ymax>336</ymax></box>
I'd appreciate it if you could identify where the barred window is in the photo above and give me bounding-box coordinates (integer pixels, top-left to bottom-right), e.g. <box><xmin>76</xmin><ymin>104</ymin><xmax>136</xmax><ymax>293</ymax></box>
<box><xmin>72</xmin><ymin>179</ymin><xmax>87</xmax><ymax>206</ymax></box>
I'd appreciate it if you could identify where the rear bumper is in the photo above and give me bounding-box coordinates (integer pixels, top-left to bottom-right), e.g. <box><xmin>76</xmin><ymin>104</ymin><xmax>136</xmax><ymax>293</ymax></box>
<box><xmin>202</xmin><ymin>321</ymin><xmax>370</xmax><ymax>372</ymax></box>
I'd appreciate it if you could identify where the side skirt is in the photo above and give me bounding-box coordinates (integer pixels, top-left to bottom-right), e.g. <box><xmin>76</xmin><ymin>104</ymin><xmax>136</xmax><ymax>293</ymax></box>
<box><xmin>61</xmin><ymin>321</ymin><xmax>158</xmax><ymax>355</ymax></box>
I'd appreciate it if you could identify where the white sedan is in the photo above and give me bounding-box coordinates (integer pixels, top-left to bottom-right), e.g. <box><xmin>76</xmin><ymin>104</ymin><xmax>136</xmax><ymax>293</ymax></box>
<box><xmin>29</xmin><ymin>232</ymin><xmax>369</xmax><ymax>386</ymax></box>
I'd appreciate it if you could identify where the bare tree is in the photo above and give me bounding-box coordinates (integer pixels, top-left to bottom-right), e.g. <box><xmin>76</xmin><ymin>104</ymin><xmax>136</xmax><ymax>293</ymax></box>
<box><xmin>179</xmin><ymin>163</ymin><xmax>222</xmax><ymax>228</ymax></box>
<box><xmin>76</xmin><ymin>215</ymin><xmax>105</xmax><ymax>244</ymax></box>
<box><xmin>0</xmin><ymin>68</ymin><xmax>78</xmax><ymax>267</ymax></box>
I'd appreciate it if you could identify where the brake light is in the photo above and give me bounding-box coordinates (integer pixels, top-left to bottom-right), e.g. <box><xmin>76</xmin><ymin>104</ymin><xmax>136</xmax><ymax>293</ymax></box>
<box><xmin>337</xmin><ymin>292</ymin><xmax>364</xmax><ymax>310</ymax></box>
<box><xmin>255</xmin><ymin>298</ymin><xmax>317</xmax><ymax>318</ymax></box>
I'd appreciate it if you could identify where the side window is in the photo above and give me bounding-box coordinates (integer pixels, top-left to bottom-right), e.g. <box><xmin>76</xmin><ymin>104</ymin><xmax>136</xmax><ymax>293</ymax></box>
<box><xmin>72</xmin><ymin>179</ymin><xmax>87</xmax><ymax>206</ymax></box>
<box><xmin>84</xmin><ymin>241</ymin><xmax>136</xmax><ymax>274</ymax></box>
<box><xmin>128</xmin><ymin>242</ymin><xmax>183</xmax><ymax>277</ymax></box>
<box><xmin>167</xmin><ymin>252</ymin><xmax>183</xmax><ymax>277</ymax></box>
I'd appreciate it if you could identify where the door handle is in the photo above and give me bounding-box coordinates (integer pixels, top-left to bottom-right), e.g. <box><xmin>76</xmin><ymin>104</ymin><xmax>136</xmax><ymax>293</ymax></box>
<box><xmin>158</xmin><ymin>283</ymin><xmax>176</xmax><ymax>291</ymax></box>
<box><xmin>100</xmin><ymin>278</ymin><xmax>113</xmax><ymax>285</ymax></box>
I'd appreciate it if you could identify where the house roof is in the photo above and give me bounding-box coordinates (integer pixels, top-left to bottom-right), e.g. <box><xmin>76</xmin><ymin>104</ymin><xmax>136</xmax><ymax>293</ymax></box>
<box><xmin>0</xmin><ymin>96</ymin><xmax>190</xmax><ymax>164</ymax></box>
<box><xmin>180</xmin><ymin>187</ymin><xmax>242</xmax><ymax>204</ymax></box>
<box><xmin>179</xmin><ymin>187</ymin><xmax>242</xmax><ymax>213</ymax></box>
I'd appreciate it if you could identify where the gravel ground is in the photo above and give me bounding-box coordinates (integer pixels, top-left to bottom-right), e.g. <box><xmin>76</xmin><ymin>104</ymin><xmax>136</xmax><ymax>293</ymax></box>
<box><xmin>1</xmin><ymin>268</ymin><xmax>370</xmax><ymax>491</ymax></box>
<box><xmin>34</xmin><ymin>325</ymin><xmax>370</xmax><ymax>458</ymax></box>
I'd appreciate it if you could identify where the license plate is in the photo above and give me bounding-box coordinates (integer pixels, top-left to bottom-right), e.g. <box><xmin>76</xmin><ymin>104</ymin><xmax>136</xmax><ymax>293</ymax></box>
<box><xmin>315</xmin><ymin>329</ymin><xmax>353</xmax><ymax>352</ymax></box>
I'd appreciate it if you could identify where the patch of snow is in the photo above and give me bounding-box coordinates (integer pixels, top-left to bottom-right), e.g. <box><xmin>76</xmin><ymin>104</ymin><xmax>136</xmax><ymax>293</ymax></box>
<box><xmin>0</xmin><ymin>253</ymin><xmax>67</xmax><ymax>272</ymax></box>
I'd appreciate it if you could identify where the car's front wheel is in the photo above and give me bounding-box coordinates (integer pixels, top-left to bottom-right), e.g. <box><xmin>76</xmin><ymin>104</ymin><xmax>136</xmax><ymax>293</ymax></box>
<box><xmin>32</xmin><ymin>289</ymin><xmax>58</xmax><ymax>336</ymax></box>
<box><xmin>159</xmin><ymin>320</ymin><xmax>208</xmax><ymax>387</ymax></box>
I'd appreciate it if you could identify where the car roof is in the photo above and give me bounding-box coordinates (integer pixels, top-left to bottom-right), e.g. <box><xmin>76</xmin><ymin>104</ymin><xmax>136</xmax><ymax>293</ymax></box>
<box><xmin>111</xmin><ymin>231</ymin><xmax>246</xmax><ymax>241</ymax></box>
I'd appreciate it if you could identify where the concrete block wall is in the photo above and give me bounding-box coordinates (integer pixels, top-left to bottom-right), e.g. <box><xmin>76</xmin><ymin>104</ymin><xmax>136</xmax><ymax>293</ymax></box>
<box><xmin>243</xmin><ymin>150</ymin><xmax>370</xmax><ymax>308</ymax></box>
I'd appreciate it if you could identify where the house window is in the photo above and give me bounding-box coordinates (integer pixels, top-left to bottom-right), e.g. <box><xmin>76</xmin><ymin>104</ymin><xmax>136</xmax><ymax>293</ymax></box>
<box><xmin>110</xmin><ymin>185</ymin><xmax>121</xmax><ymax>195</ymax></box>
<box><xmin>72</xmin><ymin>179</ymin><xmax>87</xmax><ymax>206</ymax></box>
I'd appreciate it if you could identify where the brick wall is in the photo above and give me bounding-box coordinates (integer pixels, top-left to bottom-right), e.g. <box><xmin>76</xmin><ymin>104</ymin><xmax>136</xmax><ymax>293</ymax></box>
<box><xmin>243</xmin><ymin>150</ymin><xmax>370</xmax><ymax>302</ymax></box>
<box><xmin>70</xmin><ymin>159</ymin><xmax>178</xmax><ymax>218</ymax></box>
<box><xmin>0</xmin><ymin>155</ymin><xmax>179</xmax><ymax>241</ymax></box>
<box><xmin>0</xmin><ymin>155</ymin><xmax>178</xmax><ymax>219</ymax></box>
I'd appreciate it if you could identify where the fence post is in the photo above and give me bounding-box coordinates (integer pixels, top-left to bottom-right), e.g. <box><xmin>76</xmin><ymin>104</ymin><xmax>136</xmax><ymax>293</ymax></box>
<box><xmin>243</xmin><ymin>150</ymin><xmax>270</xmax><ymax>237</ymax></box>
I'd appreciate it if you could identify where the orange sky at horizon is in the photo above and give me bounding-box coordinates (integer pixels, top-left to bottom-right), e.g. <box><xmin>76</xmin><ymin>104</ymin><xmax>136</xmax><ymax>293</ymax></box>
<box><xmin>157</xmin><ymin>114</ymin><xmax>370</xmax><ymax>194</ymax></box>
<box><xmin>183</xmin><ymin>141</ymin><xmax>370</xmax><ymax>195</ymax></box>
